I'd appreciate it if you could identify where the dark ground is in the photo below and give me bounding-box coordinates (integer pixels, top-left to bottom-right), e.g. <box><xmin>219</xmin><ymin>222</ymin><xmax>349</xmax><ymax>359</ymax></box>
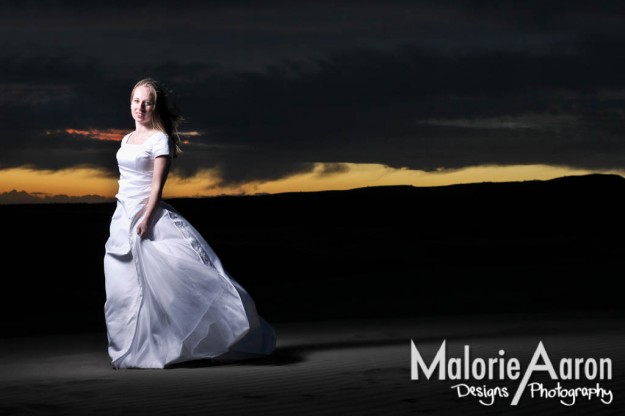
<box><xmin>1</xmin><ymin>173</ymin><xmax>623</xmax><ymax>336</ymax></box>
<box><xmin>0</xmin><ymin>312</ymin><xmax>623</xmax><ymax>415</ymax></box>
<box><xmin>0</xmin><ymin>174</ymin><xmax>623</xmax><ymax>415</ymax></box>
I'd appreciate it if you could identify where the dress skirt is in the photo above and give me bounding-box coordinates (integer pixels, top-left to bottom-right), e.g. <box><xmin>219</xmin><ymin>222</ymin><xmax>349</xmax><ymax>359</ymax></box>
<box><xmin>104</xmin><ymin>200</ymin><xmax>276</xmax><ymax>369</ymax></box>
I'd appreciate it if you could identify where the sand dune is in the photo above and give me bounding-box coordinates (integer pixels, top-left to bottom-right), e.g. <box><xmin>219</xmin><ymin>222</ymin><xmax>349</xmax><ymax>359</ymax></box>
<box><xmin>1</xmin><ymin>311</ymin><xmax>623</xmax><ymax>415</ymax></box>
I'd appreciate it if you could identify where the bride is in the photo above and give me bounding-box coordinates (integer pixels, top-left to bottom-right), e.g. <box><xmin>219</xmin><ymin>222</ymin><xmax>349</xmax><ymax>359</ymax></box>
<box><xmin>103</xmin><ymin>78</ymin><xmax>277</xmax><ymax>369</ymax></box>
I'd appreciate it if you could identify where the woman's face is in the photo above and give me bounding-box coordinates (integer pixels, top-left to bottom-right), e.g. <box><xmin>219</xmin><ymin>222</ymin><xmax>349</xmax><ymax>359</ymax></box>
<box><xmin>131</xmin><ymin>85</ymin><xmax>155</xmax><ymax>126</ymax></box>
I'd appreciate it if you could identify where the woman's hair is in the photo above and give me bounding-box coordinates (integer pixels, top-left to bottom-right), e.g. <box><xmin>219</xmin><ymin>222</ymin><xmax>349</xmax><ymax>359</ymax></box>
<box><xmin>130</xmin><ymin>78</ymin><xmax>183</xmax><ymax>158</ymax></box>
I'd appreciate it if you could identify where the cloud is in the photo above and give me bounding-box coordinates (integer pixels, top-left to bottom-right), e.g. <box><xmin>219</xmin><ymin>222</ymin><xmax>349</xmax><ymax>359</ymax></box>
<box><xmin>2</xmin><ymin>1</ymin><xmax>625</xmax><ymax>190</ymax></box>
<box><xmin>418</xmin><ymin>114</ymin><xmax>579</xmax><ymax>130</ymax></box>
<box><xmin>0</xmin><ymin>83</ymin><xmax>73</xmax><ymax>106</ymax></box>
<box><xmin>314</xmin><ymin>163</ymin><xmax>351</xmax><ymax>177</ymax></box>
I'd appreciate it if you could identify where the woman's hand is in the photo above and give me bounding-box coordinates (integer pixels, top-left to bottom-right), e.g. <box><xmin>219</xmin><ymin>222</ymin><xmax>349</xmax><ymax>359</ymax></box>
<box><xmin>136</xmin><ymin>219</ymin><xmax>151</xmax><ymax>239</ymax></box>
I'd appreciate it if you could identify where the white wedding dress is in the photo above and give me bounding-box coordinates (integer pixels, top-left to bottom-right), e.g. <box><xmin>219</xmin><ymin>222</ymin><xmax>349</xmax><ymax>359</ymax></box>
<box><xmin>103</xmin><ymin>131</ymin><xmax>276</xmax><ymax>369</ymax></box>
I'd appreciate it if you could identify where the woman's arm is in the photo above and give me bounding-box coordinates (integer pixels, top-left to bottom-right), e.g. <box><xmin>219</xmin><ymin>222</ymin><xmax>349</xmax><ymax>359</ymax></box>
<box><xmin>136</xmin><ymin>155</ymin><xmax>170</xmax><ymax>239</ymax></box>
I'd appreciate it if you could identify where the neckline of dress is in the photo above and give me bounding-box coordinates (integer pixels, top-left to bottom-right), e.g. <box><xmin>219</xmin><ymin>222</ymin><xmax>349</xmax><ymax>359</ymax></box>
<box><xmin>125</xmin><ymin>131</ymin><xmax>162</xmax><ymax>146</ymax></box>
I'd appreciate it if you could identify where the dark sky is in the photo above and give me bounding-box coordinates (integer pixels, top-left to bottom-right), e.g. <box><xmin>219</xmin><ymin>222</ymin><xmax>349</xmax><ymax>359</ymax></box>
<box><xmin>2</xmin><ymin>0</ymin><xmax>625</xmax><ymax>192</ymax></box>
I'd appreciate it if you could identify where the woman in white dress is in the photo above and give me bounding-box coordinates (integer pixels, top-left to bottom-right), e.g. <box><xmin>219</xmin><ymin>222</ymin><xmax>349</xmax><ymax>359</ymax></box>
<box><xmin>103</xmin><ymin>78</ymin><xmax>277</xmax><ymax>369</ymax></box>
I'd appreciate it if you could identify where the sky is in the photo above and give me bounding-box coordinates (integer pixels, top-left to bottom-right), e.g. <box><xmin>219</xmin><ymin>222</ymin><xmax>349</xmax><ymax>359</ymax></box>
<box><xmin>1</xmin><ymin>0</ymin><xmax>625</xmax><ymax>203</ymax></box>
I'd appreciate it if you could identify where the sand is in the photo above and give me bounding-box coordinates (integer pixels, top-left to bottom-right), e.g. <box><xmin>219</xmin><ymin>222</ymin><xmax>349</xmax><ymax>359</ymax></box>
<box><xmin>1</xmin><ymin>311</ymin><xmax>623</xmax><ymax>415</ymax></box>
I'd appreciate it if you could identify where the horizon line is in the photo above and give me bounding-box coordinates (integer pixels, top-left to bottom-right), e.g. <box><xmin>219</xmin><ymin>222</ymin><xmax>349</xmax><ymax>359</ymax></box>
<box><xmin>1</xmin><ymin>172</ymin><xmax>622</xmax><ymax>206</ymax></box>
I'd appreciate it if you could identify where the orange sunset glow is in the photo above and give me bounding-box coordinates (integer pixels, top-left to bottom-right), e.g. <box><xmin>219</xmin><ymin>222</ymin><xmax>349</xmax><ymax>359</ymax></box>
<box><xmin>2</xmin><ymin>128</ymin><xmax>621</xmax><ymax>203</ymax></box>
<box><xmin>50</xmin><ymin>128</ymin><xmax>201</xmax><ymax>144</ymax></box>
<box><xmin>1</xmin><ymin>163</ymin><xmax>617</xmax><ymax>204</ymax></box>
<box><xmin>61</xmin><ymin>128</ymin><xmax>127</xmax><ymax>141</ymax></box>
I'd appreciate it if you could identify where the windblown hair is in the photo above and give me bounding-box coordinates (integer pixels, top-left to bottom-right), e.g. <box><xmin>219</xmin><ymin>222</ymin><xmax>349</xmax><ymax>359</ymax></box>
<box><xmin>130</xmin><ymin>78</ymin><xmax>183</xmax><ymax>158</ymax></box>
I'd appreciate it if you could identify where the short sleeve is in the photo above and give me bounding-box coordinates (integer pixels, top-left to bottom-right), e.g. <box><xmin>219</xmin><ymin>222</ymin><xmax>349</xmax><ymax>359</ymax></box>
<box><xmin>151</xmin><ymin>132</ymin><xmax>171</xmax><ymax>158</ymax></box>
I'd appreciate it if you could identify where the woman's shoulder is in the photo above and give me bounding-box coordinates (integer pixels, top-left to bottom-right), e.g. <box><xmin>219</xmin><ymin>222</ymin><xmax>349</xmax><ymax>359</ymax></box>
<box><xmin>150</xmin><ymin>130</ymin><xmax>172</xmax><ymax>157</ymax></box>
<box><xmin>151</xmin><ymin>130</ymin><xmax>169</xmax><ymax>142</ymax></box>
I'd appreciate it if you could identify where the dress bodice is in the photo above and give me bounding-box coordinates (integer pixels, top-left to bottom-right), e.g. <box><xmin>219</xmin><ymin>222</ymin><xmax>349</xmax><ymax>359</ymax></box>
<box><xmin>116</xmin><ymin>131</ymin><xmax>171</xmax><ymax>203</ymax></box>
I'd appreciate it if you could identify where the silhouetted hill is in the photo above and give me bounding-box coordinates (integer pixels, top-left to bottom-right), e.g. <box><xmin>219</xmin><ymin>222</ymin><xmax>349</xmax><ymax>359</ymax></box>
<box><xmin>2</xmin><ymin>174</ymin><xmax>624</xmax><ymax>337</ymax></box>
